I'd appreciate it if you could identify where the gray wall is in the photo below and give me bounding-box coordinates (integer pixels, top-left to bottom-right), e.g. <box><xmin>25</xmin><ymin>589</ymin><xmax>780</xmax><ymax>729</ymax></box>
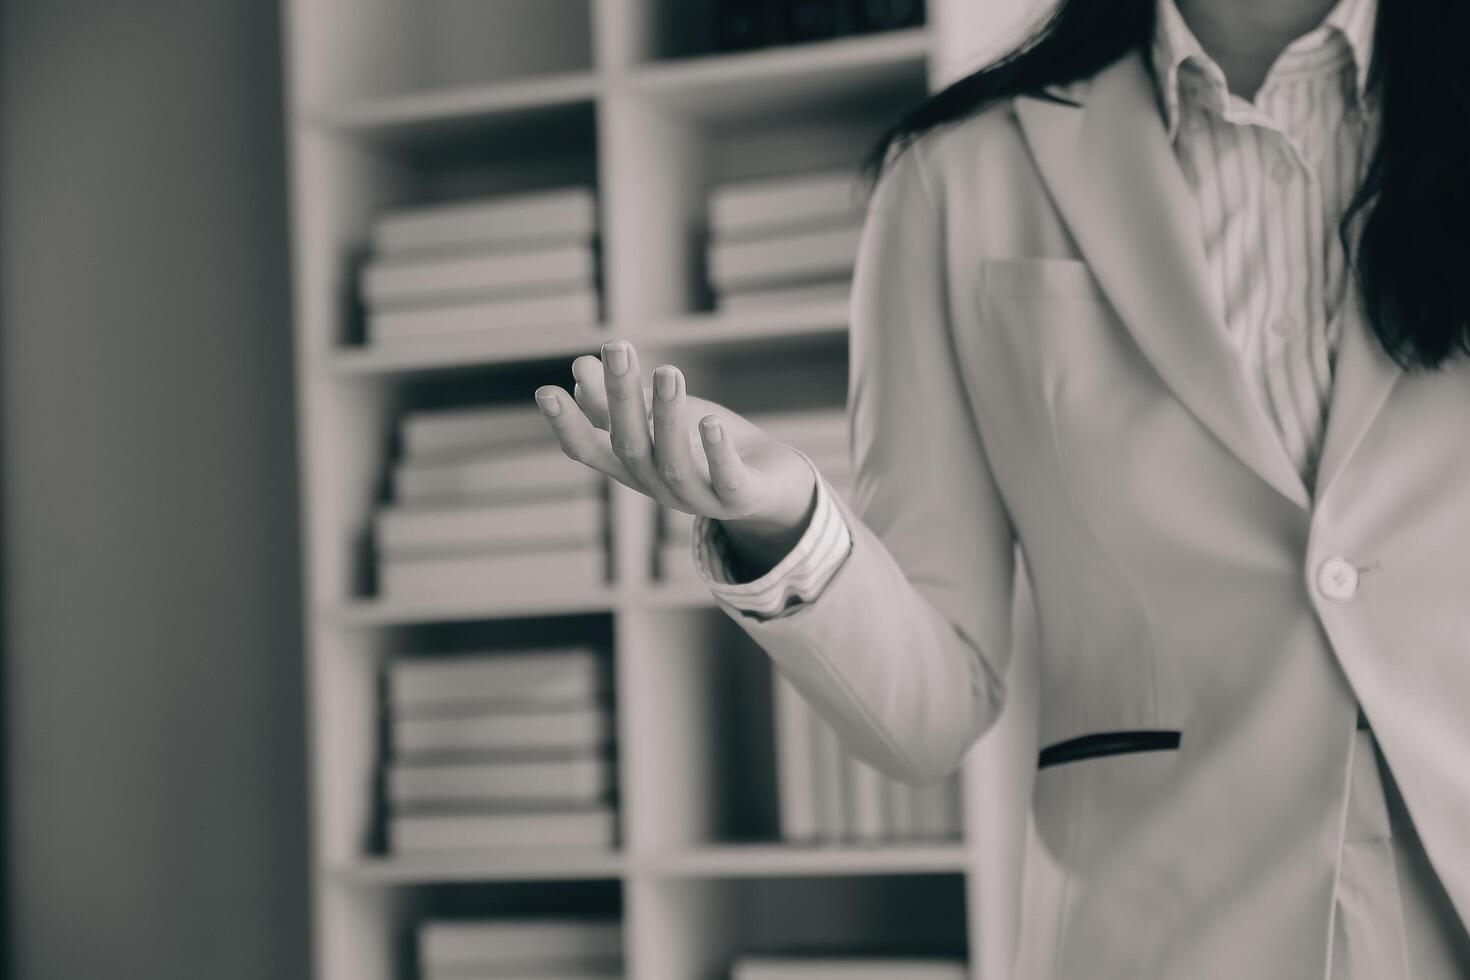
<box><xmin>1</xmin><ymin>1</ymin><xmax>309</xmax><ymax>977</ymax></box>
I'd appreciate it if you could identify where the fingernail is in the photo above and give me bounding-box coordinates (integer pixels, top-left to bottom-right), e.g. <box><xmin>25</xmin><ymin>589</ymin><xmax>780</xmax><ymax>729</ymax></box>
<box><xmin>573</xmin><ymin>381</ymin><xmax>583</xmax><ymax>401</ymax></box>
<box><xmin>602</xmin><ymin>342</ymin><xmax>629</xmax><ymax>376</ymax></box>
<box><xmin>535</xmin><ymin>389</ymin><xmax>561</xmax><ymax>417</ymax></box>
<box><xmin>701</xmin><ymin>416</ymin><xmax>724</xmax><ymax>445</ymax></box>
<box><xmin>654</xmin><ymin>366</ymin><xmax>677</xmax><ymax>402</ymax></box>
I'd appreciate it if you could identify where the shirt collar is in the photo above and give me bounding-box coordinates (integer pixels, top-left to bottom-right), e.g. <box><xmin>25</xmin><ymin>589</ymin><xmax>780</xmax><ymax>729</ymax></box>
<box><xmin>1150</xmin><ymin>0</ymin><xmax>1377</xmax><ymax>140</ymax></box>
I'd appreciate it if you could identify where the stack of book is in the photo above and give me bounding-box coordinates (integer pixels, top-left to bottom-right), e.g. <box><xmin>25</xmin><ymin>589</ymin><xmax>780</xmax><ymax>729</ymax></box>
<box><xmin>418</xmin><ymin>918</ymin><xmax>622</xmax><ymax>979</ymax></box>
<box><xmin>730</xmin><ymin>958</ymin><xmax>966</xmax><ymax>980</ymax></box>
<box><xmin>773</xmin><ymin>672</ymin><xmax>963</xmax><ymax>844</ymax></box>
<box><xmin>657</xmin><ymin>407</ymin><xmax>849</xmax><ymax>585</ymax></box>
<box><xmin>360</xmin><ymin>186</ymin><xmax>600</xmax><ymax>348</ymax></box>
<box><xmin>378</xmin><ymin>403</ymin><xmax>608</xmax><ymax>600</ymax></box>
<box><xmin>385</xmin><ymin>647</ymin><xmax>618</xmax><ymax>854</ymax></box>
<box><xmin>706</xmin><ymin>169</ymin><xmax>866</xmax><ymax>314</ymax></box>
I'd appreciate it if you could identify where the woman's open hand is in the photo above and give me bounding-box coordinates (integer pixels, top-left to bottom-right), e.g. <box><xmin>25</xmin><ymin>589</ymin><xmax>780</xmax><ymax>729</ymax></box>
<box><xmin>534</xmin><ymin>340</ymin><xmax>818</xmax><ymax>574</ymax></box>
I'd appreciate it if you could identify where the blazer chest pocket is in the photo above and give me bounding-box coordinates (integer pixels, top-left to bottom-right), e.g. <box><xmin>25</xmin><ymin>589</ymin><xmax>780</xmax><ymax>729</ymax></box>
<box><xmin>979</xmin><ymin>257</ymin><xmax>1109</xmax><ymax>304</ymax></box>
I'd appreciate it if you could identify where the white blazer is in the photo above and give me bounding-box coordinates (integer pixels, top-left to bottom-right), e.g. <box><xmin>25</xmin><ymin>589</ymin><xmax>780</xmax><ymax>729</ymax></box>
<box><xmin>708</xmin><ymin>50</ymin><xmax>1470</xmax><ymax>979</ymax></box>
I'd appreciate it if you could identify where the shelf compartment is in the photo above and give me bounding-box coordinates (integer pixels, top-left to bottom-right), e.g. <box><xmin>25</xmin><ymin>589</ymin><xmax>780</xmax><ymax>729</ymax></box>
<box><xmin>629</xmin><ymin>28</ymin><xmax>931</xmax><ymax>123</ymax></box>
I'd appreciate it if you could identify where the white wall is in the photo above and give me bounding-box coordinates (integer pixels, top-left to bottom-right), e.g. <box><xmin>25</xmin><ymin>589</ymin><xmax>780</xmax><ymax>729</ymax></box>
<box><xmin>0</xmin><ymin>1</ymin><xmax>309</xmax><ymax>977</ymax></box>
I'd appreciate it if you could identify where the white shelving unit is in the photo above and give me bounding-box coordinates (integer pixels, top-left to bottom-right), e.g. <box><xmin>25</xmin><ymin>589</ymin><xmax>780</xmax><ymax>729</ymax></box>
<box><xmin>280</xmin><ymin>2</ymin><xmax>1030</xmax><ymax>978</ymax></box>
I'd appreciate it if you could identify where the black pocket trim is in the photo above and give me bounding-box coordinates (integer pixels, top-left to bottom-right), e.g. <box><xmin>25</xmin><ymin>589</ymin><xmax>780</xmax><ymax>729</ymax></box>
<box><xmin>1038</xmin><ymin>730</ymin><xmax>1182</xmax><ymax>770</ymax></box>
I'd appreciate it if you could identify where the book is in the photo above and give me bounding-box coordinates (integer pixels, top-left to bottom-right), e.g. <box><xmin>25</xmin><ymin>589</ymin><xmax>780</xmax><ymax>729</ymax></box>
<box><xmin>810</xmin><ymin>710</ymin><xmax>849</xmax><ymax>841</ymax></box>
<box><xmin>388</xmin><ymin>756</ymin><xmax>613</xmax><ymax>807</ymax></box>
<box><xmin>401</xmin><ymin>403</ymin><xmax>556</xmax><ymax>457</ymax></box>
<box><xmin>392</xmin><ymin>704</ymin><xmax>614</xmax><ymax>757</ymax></box>
<box><xmin>731</xmin><ymin>957</ymin><xmax>968</xmax><ymax>980</ymax></box>
<box><xmin>848</xmin><ymin>755</ymin><xmax>887</xmax><ymax>842</ymax></box>
<box><xmin>910</xmin><ymin>775</ymin><xmax>962</xmax><ymax>840</ymax></box>
<box><xmin>940</xmin><ymin>773</ymin><xmax>964</xmax><ymax>838</ymax></box>
<box><xmin>362</xmin><ymin>242</ymin><xmax>596</xmax><ymax>308</ymax></box>
<box><xmin>369</xmin><ymin>288</ymin><xmax>599</xmax><ymax>345</ymax></box>
<box><xmin>376</xmin><ymin>496</ymin><xmax>604</xmax><ymax>558</ymax></box>
<box><xmin>773</xmin><ymin>672</ymin><xmax>819</xmax><ymax>842</ymax></box>
<box><xmin>716</xmin><ymin>278</ymin><xmax>851</xmax><ymax>314</ymax></box>
<box><xmin>885</xmin><ymin>777</ymin><xmax>918</xmax><ymax>840</ymax></box>
<box><xmin>390</xmin><ymin>806</ymin><xmax>616</xmax><ymax>852</ymax></box>
<box><xmin>420</xmin><ymin>917</ymin><xmax>621</xmax><ymax>971</ymax></box>
<box><xmin>708</xmin><ymin>223</ymin><xmax>862</xmax><ymax>292</ymax></box>
<box><xmin>710</xmin><ymin>169</ymin><xmax>866</xmax><ymax>240</ymax></box>
<box><xmin>373</xmin><ymin>187</ymin><xmax>597</xmax><ymax>256</ymax></box>
<box><xmin>389</xmin><ymin>648</ymin><xmax>607</xmax><ymax>710</ymax></box>
<box><xmin>379</xmin><ymin>544</ymin><xmax>606</xmax><ymax>598</ymax></box>
<box><xmin>394</xmin><ymin>446</ymin><xmax>602</xmax><ymax>503</ymax></box>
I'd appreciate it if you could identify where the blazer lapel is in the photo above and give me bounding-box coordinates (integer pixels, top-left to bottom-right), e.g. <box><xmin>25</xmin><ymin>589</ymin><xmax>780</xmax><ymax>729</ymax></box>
<box><xmin>1312</xmin><ymin>288</ymin><xmax>1404</xmax><ymax>502</ymax></box>
<box><xmin>1014</xmin><ymin>52</ymin><xmax>1312</xmax><ymax>511</ymax></box>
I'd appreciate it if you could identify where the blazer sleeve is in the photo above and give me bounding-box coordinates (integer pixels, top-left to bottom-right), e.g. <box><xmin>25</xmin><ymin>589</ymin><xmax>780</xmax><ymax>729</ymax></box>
<box><xmin>709</xmin><ymin>143</ymin><xmax>1018</xmax><ymax>784</ymax></box>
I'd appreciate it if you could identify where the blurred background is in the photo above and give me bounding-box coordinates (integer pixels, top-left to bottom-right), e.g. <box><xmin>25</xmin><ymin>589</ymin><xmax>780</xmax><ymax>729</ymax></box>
<box><xmin>0</xmin><ymin>1</ymin><xmax>1040</xmax><ymax>978</ymax></box>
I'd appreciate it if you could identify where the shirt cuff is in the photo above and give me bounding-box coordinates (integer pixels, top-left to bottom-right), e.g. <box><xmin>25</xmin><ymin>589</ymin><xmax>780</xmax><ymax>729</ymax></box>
<box><xmin>691</xmin><ymin>453</ymin><xmax>853</xmax><ymax>619</ymax></box>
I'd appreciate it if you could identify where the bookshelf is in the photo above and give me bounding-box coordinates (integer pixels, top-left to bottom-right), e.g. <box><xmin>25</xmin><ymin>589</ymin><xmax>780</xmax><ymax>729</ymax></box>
<box><xmin>280</xmin><ymin>3</ymin><xmax>1031</xmax><ymax>979</ymax></box>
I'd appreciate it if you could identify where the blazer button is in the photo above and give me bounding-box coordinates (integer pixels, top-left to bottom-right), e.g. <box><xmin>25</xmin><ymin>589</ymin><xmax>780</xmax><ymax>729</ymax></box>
<box><xmin>1317</xmin><ymin>557</ymin><xmax>1360</xmax><ymax>603</ymax></box>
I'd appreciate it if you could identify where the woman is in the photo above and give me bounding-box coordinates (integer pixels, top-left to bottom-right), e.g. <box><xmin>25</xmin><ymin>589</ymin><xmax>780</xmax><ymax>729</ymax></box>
<box><xmin>534</xmin><ymin>0</ymin><xmax>1470</xmax><ymax>975</ymax></box>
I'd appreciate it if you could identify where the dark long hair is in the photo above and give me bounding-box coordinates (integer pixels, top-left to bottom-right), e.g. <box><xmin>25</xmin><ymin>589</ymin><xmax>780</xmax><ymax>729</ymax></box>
<box><xmin>866</xmin><ymin>0</ymin><xmax>1470</xmax><ymax>372</ymax></box>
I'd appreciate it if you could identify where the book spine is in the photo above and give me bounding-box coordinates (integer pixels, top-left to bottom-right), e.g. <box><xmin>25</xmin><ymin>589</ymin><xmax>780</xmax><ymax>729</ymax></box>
<box><xmin>381</xmin><ymin>547</ymin><xmax>606</xmax><ymax>599</ymax></box>
<box><xmin>376</xmin><ymin>497</ymin><xmax>604</xmax><ymax>558</ymax></box>
<box><xmin>388</xmin><ymin>757</ymin><xmax>613</xmax><ymax>806</ymax></box>
<box><xmin>369</xmin><ymin>289</ymin><xmax>599</xmax><ymax>345</ymax></box>
<box><xmin>885</xmin><ymin>777</ymin><xmax>917</xmax><ymax>841</ymax></box>
<box><xmin>810</xmin><ymin>711</ymin><xmax>849</xmax><ymax>842</ymax></box>
<box><xmin>715</xmin><ymin>278</ymin><xmax>851</xmax><ymax>313</ymax></box>
<box><xmin>374</xmin><ymin>188</ymin><xmax>597</xmax><ymax>255</ymax></box>
<box><xmin>400</xmin><ymin>404</ymin><xmax>554</xmax><ymax>457</ymax></box>
<box><xmin>420</xmin><ymin>917</ymin><xmax>622</xmax><ymax>968</ymax></box>
<box><xmin>848</xmin><ymin>755</ymin><xmax>886</xmax><ymax>842</ymax></box>
<box><xmin>391</xmin><ymin>649</ymin><xmax>606</xmax><ymax>707</ymax></box>
<box><xmin>390</xmin><ymin>808</ymin><xmax>616</xmax><ymax>852</ymax></box>
<box><xmin>394</xmin><ymin>449</ymin><xmax>601</xmax><ymax>503</ymax></box>
<box><xmin>363</xmin><ymin>245</ymin><xmax>595</xmax><ymax>307</ymax></box>
<box><xmin>707</xmin><ymin>224</ymin><xmax>862</xmax><ymax>292</ymax></box>
<box><xmin>392</xmin><ymin>706</ymin><xmax>614</xmax><ymax>756</ymax></box>
<box><xmin>709</xmin><ymin>173</ymin><xmax>863</xmax><ymax>238</ymax></box>
<box><xmin>772</xmin><ymin>672</ymin><xmax>819</xmax><ymax>842</ymax></box>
